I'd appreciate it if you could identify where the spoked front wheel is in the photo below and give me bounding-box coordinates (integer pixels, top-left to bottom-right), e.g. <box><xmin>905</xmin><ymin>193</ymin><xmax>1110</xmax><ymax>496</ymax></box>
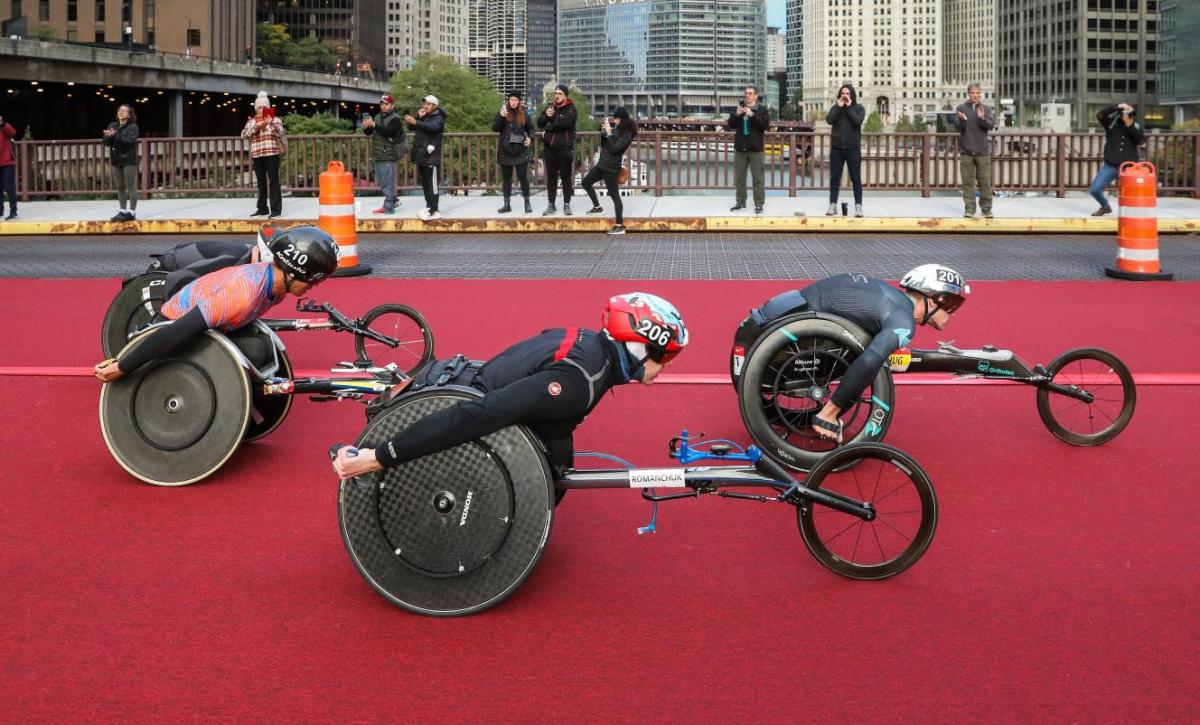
<box><xmin>354</xmin><ymin>303</ymin><xmax>435</xmax><ymax>376</ymax></box>
<box><xmin>1036</xmin><ymin>348</ymin><xmax>1136</xmax><ymax>446</ymax></box>
<box><xmin>797</xmin><ymin>443</ymin><xmax>937</xmax><ymax>580</ymax></box>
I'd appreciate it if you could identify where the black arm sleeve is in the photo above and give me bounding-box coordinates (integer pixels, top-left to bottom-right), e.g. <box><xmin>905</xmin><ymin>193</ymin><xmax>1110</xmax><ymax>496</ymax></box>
<box><xmin>116</xmin><ymin>307</ymin><xmax>210</xmax><ymax>374</ymax></box>
<box><xmin>830</xmin><ymin>307</ymin><xmax>912</xmax><ymax>410</ymax></box>
<box><xmin>374</xmin><ymin>369</ymin><xmax>590</xmax><ymax>468</ymax></box>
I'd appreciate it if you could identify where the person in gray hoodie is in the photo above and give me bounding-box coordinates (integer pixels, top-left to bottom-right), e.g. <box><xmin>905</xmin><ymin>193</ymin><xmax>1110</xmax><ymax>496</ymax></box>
<box><xmin>826</xmin><ymin>84</ymin><xmax>866</xmax><ymax>217</ymax></box>
<box><xmin>953</xmin><ymin>83</ymin><xmax>995</xmax><ymax>218</ymax></box>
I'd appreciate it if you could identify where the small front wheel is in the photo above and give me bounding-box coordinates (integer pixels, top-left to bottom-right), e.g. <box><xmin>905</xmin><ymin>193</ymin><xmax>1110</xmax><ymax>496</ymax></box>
<box><xmin>1036</xmin><ymin>348</ymin><xmax>1136</xmax><ymax>446</ymax></box>
<box><xmin>354</xmin><ymin>303</ymin><xmax>434</xmax><ymax>376</ymax></box>
<box><xmin>797</xmin><ymin>443</ymin><xmax>937</xmax><ymax>580</ymax></box>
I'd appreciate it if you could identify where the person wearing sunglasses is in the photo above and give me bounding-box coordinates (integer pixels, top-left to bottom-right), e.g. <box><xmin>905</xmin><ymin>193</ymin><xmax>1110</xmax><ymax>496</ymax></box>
<box><xmin>332</xmin><ymin>292</ymin><xmax>688</xmax><ymax>480</ymax></box>
<box><xmin>796</xmin><ymin>264</ymin><xmax>970</xmax><ymax>443</ymax></box>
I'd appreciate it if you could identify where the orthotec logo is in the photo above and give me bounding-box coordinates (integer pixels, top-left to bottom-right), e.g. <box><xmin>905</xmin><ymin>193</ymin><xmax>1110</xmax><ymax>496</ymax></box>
<box><xmin>977</xmin><ymin>361</ymin><xmax>1015</xmax><ymax>377</ymax></box>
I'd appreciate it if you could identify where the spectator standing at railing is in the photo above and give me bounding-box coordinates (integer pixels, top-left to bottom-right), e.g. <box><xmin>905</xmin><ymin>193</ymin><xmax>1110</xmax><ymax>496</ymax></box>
<box><xmin>954</xmin><ymin>83</ymin><xmax>995</xmax><ymax>219</ymax></box>
<box><xmin>728</xmin><ymin>85</ymin><xmax>770</xmax><ymax>214</ymax></box>
<box><xmin>582</xmin><ymin>107</ymin><xmax>636</xmax><ymax>235</ymax></box>
<box><xmin>405</xmin><ymin>95</ymin><xmax>447</xmax><ymax>222</ymax></box>
<box><xmin>825</xmin><ymin>84</ymin><xmax>865</xmax><ymax>217</ymax></box>
<box><xmin>0</xmin><ymin>115</ymin><xmax>17</xmax><ymax>221</ymax></box>
<box><xmin>1089</xmin><ymin>102</ymin><xmax>1145</xmax><ymax>216</ymax></box>
<box><xmin>537</xmin><ymin>84</ymin><xmax>578</xmax><ymax>216</ymax></box>
<box><xmin>362</xmin><ymin>94</ymin><xmax>407</xmax><ymax>215</ymax></box>
<box><xmin>102</xmin><ymin>104</ymin><xmax>140</xmax><ymax>222</ymax></box>
<box><xmin>241</xmin><ymin>91</ymin><xmax>287</xmax><ymax>219</ymax></box>
<box><xmin>493</xmin><ymin>91</ymin><xmax>535</xmax><ymax>214</ymax></box>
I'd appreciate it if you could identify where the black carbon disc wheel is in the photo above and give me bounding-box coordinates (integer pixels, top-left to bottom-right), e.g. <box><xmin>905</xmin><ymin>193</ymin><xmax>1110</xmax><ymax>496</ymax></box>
<box><xmin>243</xmin><ymin>348</ymin><xmax>294</xmax><ymax>442</ymax></box>
<box><xmin>354</xmin><ymin>304</ymin><xmax>435</xmax><ymax>376</ymax></box>
<box><xmin>797</xmin><ymin>443</ymin><xmax>937</xmax><ymax>580</ymax></box>
<box><xmin>100</xmin><ymin>331</ymin><xmax>251</xmax><ymax>486</ymax></box>
<box><xmin>1036</xmin><ymin>348</ymin><xmax>1136</xmax><ymax>446</ymax></box>
<box><xmin>339</xmin><ymin>388</ymin><xmax>554</xmax><ymax>616</ymax></box>
<box><xmin>737</xmin><ymin>314</ymin><xmax>895</xmax><ymax>472</ymax></box>
<box><xmin>101</xmin><ymin>272</ymin><xmax>168</xmax><ymax>358</ymax></box>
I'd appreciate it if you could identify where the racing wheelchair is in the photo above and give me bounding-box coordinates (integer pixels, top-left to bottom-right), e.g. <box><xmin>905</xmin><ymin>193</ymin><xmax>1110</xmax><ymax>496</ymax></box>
<box><xmin>728</xmin><ymin>291</ymin><xmax>1137</xmax><ymax>470</ymax></box>
<box><xmin>335</xmin><ymin>383</ymin><xmax>938</xmax><ymax>617</ymax></box>
<box><xmin>100</xmin><ymin>271</ymin><xmax>434</xmax><ymax>376</ymax></box>
<box><xmin>100</xmin><ymin>320</ymin><xmax>414</xmax><ymax>486</ymax></box>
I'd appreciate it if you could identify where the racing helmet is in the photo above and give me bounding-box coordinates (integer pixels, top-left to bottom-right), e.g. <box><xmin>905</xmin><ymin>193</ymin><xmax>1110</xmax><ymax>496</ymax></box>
<box><xmin>603</xmin><ymin>292</ymin><xmax>689</xmax><ymax>364</ymax></box>
<box><xmin>899</xmin><ymin>263</ymin><xmax>970</xmax><ymax>313</ymax></box>
<box><xmin>268</xmin><ymin>225</ymin><xmax>340</xmax><ymax>284</ymax></box>
<box><xmin>255</xmin><ymin>225</ymin><xmax>281</xmax><ymax>262</ymax></box>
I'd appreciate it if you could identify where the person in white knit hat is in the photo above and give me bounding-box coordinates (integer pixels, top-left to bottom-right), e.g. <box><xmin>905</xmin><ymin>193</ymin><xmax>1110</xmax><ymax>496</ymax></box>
<box><xmin>241</xmin><ymin>91</ymin><xmax>287</xmax><ymax>218</ymax></box>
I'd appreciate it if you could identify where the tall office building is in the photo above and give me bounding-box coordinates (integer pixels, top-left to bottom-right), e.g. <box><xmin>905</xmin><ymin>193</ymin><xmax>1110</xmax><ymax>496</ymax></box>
<box><xmin>997</xmin><ymin>0</ymin><xmax>1160</xmax><ymax>129</ymax></box>
<box><xmin>801</xmin><ymin>0</ymin><xmax>953</xmax><ymax>123</ymax></box>
<box><xmin>557</xmin><ymin>0</ymin><xmax>767</xmax><ymax>117</ymax></box>
<box><xmin>258</xmin><ymin>1</ymin><xmax>385</xmax><ymax>73</ymax></box>
<box><xmin>383</xmin><ymin>0</ymin><xmax>469</xmax><ymax>72</ymax></box>
<box><xmin>942</xmin><ymin>0</ymin><xmax>995</xmax><ymax>96</ymax></box>
<box><xmin>785</xmin><ymin>0</ymin><xmax>803</xmax><ymax>104</ymax></box>
<box><xmin>468</xmin><ymin>0</ymin><xmax>557</xmax><ymax>102</ymax></box>
<box><xmin>1159</xmin><ymin>0</ymin><xmax>1200</xmax><ymax>124</ymax></box>
<box><xmin>767</xmin><ymin>25</ymin><xmax>787</xmax><ymax>110</ymax></box>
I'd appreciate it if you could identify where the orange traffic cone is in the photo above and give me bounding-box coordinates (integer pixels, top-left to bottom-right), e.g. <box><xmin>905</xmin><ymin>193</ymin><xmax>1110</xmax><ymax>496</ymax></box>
<box><xmin>319</xmin><ymin>161</ymin><xmax>371</xmax><ymax>277</ymax></box>
<box><xmin>1104</xmin><ymin>162</ymin><xmax>1173</xmax><ymax>281</ymax></box>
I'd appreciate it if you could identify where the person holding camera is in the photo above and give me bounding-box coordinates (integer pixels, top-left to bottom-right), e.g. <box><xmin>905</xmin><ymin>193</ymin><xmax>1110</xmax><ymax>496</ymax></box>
<box><xmin>0</xmin><ymin>115</ymin><xmax>17</xmax><ymax>221</ymax></box>
<box><xmin>362</xmin><ymin>94</ymin><xmax>407</xmax><ymax>215</ymax></box>
<box><xmin>102</xmin><ymin>104</ymin><xmax>140</xmax><ymax>222</ymax></box>
<box><xmin>493</xmin><ymin>91</ymin><xmax>535</xmax><ymax>214</ymax></box>
<box><xmin>537</xmin><ymin>83</ymin><xmax>579</xmax><ymax>216</ymax></box>
<box><xmin>1089</xmin><ymin>102</ymin><xmax>1146</xmax><ymax>216</ymax></box>
<box><xmin>405</xmin><ymin>95</ymin><xmax>448</xmax><ymax>222</ymax></box>
<box><xmin>582</xmin><ymin>107</ymin><xmax>636</xmax><ymax>235</ymax></box>
<box><xmin>727</xmin><ymin>85</ymin><xmax>770</xmax><ymax>214</ymax></box>
<box><xmin>954</xmin><ymin>83</ymin><xmax>996</xmax><ymax>219</ymax></box>
<box><xmin>241</xmin><ymin>91</ymin><xmax>286</xmax><ymax>219</ymax></box>
<box><xmin>825</xmin><ymin>84</ymin><xmax>865</xmax><ymax>217</ymax></box>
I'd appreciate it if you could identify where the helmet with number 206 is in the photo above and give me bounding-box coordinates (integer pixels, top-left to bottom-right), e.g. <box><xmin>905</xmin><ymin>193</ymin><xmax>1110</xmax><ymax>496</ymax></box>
<box><xmin>603</xmin><ymin>292</ymin><xmax>689</xmax><ymax>364</ymax></box>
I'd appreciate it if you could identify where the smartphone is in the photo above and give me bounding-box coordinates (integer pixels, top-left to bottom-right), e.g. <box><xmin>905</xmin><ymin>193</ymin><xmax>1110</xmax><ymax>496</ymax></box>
<box><xmin>738</xmin><ymin>100</ymin><xmax>746</xmax><ymax>108</ymax></box>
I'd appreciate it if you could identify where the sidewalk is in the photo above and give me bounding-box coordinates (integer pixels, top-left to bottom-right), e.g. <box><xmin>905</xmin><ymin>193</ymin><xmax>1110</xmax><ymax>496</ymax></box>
<box><xmin>2</xmin><ymin>191</ymin><xmax>1198</xmax><ymax>235</ymax></box>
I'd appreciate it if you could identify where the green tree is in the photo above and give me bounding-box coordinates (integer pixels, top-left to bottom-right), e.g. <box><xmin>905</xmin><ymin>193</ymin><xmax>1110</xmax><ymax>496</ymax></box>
<box><xmin>256</xmin><ymin>23</ymin><xmax>291</xmax><ymax>65</ymax></box>
<box><xmin>283</xmin><ymin>111</ymin><xmax>354</xmax><ymax>135</ymax></box>
<box><xmin>389</xmin><ymin>53</ymin><xmax>500</xmax><ymax>132</ymax></box>
<box><xmin>279</xmin><ymin>112</ymin><xmax>360</xmax><ymax>195</ymax></box>
<box><xmin>30</xmin><ymin>24</ymin><xmax>57</xmax><ymax>41</ymax></box>
<box><xmin>778</xmin><ymin>96</ymin><xmax>806</xmax><ymax>122</ymax></box>
<box><xmin>863</xmin><ymin>111</ymin><xmax>884</xmax><ymax>132</ymax></box>
<box><xmin>286</xmin><ymin>36</ymin><xmax>337</xmax><ymax>71</ymax></box>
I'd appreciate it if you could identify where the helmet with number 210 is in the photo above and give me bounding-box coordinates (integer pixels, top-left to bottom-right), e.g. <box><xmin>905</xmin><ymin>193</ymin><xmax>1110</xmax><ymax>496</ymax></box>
<box><xmin>269</xmin><ymin>225</ymin><xmax>340</xmax><ymax>284</ymax></box>
<box><xmin>603</xmin><ymin>292</ymin><xmax>689</xmax><ymax>364</ymax></box>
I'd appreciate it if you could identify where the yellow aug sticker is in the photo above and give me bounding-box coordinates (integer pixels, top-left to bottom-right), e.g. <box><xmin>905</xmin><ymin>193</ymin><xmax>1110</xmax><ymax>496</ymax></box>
<box><xmin>888</xmin><ymin>351</ymin><xmax>912</xmax><ymax>372</ymax></box>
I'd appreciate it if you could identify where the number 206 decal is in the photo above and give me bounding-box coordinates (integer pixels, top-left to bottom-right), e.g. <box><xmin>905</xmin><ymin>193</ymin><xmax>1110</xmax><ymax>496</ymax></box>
<box><xmin>635</xmin><ymin>318</ymin><xmax>672</xmax><ymax>347</ymax></box>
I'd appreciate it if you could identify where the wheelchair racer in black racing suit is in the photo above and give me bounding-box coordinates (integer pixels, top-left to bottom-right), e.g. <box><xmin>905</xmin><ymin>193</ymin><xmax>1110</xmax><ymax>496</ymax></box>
<box><xmin>735</xmin><ymin>264</ymin><xmax>969</xmax><ymax>443</ymax></box>
<box><xmin>331</xmin><ymin>292</ymin><xmax>689</xmax><ymax>480</ymax></box>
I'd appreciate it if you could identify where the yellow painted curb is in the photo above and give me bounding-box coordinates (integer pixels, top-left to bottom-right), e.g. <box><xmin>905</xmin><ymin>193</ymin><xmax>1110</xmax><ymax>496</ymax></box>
<box><xmin>1</xmin><ymin>217</ymin><xmax>1197</xmax><ymax>235</ymax></box>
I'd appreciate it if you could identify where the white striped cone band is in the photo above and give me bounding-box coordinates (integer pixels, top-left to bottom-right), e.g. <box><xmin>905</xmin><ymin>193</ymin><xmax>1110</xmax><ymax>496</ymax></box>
<box><xmin>318</xmin><ymin>203</ymin><xmax>356</xmax><ymax>216</ymax></box>
<box><xmin>334</xmin><ymin>245</ymin><xmax>358</xmax><ymax>259</ymax></box>
<box><xmin>1116</xmin><ymin>247</ymin><xmax>1160</xmax><ymax>261</ymax></box>
<box><xmin>1118</xmin><ymin>206</ymin><xmax>1157</xmax><ymax>218</ymax></box>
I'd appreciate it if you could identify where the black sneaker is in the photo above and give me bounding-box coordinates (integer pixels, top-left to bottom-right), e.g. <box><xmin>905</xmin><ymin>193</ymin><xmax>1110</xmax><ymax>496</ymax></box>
<box><xmin>523</xmin><ymin>198</ymin><xmax>533</xmax><ymax>214</ymax></box>
<box><xmin>563</xmin><ymin>203</ymin><xmax>573</xmax><ymax>216</ymax></box>
<box><xmin>586</xmin><ymin>206</ymin><xmax>604</xmax><ymax>214</ymax></box>
<box><xmin>268</xmin><ymin>212</ymin><xmax>281</xmax><ymax>219</ymax></box>
<box><xmin>730</xmin><ymin>202</ymin><xmax>746</xmax><ymax>211</ymax></box>
<box><xmin>251</xmin><ymin>209</ymin><xmax>269</xmax><ymax>217</ymax></box>
<box><xmin>110</xmin><ymin>211</ymin><xmax>126</xmax><ymax>222</ymax></box>
<box><xmin>754</xmin><ymin>204</ymin><xmax>763</xmax><ymax>214</ymax></box>
<box><xmin>498</xmin><ymin>203</ymin><xmax>512</xmax><ymax>214</ymax></box>
<box><xmin>543</xmin><ymin>203</ymin><xmax>557</xmax><ymax>216</ymax></box>
<box><xmin>4</xmin><ymin>212</ymin><xmax>16</xmax><ymax>221</ymax></box>
<box><xmin>606</xmin><ymin>224</ymin><xmax>625</xmax><ymax>235</ymax></box>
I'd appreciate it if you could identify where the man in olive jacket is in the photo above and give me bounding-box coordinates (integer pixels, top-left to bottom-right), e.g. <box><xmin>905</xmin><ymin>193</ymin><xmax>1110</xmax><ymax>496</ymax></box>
<box><xmin>1089</xmin><ymin>102</ymin><xmax>1145</xmax><ymax>216</ymax></box>
<box><xmin>953</xmin><ymin>83</ymin><xmax>996</xmax><ymax>218</ymax></box>
<box><xmin>727</xmin><ymin>84</ymin><xmax>770</xmax><ymax>214</ymax></box>
<box><xmin>363</xmin><ymin>94</ymin><xmax>407</xmax><ymax>215</ymax></box>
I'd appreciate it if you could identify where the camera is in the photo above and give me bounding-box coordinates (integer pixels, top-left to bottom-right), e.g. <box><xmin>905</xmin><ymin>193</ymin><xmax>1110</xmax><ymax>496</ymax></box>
<box><xmin>1123</xmin><ymin>108</ymin><xmax>1136</xmax><ymax>118</ymax></box>
<box><xmin>738</xmin><ymin>100</ymin><xmax>746</xmax><ymax>108</ymax></box>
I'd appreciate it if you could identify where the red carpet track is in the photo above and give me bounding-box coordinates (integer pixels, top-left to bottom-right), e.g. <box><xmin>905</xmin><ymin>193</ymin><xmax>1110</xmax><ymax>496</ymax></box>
<box><xmin>1</xmin><ymin>278</ymin><xmax>1198</xmax><ymax>373</ymax></box>
<box><xmin>1</xmin><ymin>377</ymin><xmax>1198</xmax><ymax>721</ymax></box>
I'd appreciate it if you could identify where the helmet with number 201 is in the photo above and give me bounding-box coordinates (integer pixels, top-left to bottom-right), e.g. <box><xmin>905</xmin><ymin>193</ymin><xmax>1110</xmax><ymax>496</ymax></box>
<box><xmin>899</xmin><ymin>263</ymin><xmax>970</xmax><ymax>313</ymax></box>
<box><xmin>269</xmin><ymin>225</ymin><xmax>340</xmax><ymax>284</ymax></box>
<box><xmin>603</xmin><ymin>292</ymin><xmax>689</xmax><ymax>364</ymax></box>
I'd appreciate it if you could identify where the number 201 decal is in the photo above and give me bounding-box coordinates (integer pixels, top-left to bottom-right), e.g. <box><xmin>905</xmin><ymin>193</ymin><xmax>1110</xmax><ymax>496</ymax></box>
<box><xmin>635</xmin><ymin>318</ymin><xmax>672</xmax><ymax>346</ymax></box>
<box><xmin>936</xmin><ymin>269</ymin><xmax>962</xmax><ymax>285</ymax></box>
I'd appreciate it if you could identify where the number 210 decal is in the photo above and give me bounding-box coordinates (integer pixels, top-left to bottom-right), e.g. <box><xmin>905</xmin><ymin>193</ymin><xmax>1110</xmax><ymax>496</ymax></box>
<box><xmin>635</xmin><ymin>318</ymin><xmax>672</xmax><ymax>347</ymax></box>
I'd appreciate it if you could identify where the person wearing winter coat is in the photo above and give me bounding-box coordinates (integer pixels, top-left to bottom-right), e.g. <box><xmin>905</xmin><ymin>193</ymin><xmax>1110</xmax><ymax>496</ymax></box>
<box><xmin>1089</xmin><ymin>102</ymin><xmax>1146</xmax><ymax>216</ymax></box>
<box><xmin>363</xmin><ymin>93</ymin><xmax>407</xmax><ymax>215</ymax></box>
<box><xmin>406</xmin><ymin>95</ymin><xmax>448</xmax><ymax>221</ymax></box>
<box><xmin>241</xmin><ymin>91</ymin><xmax>287</xmax><ymax>219</ymax></box>
<box><xmin>536</xmin><ymin>83</ymin><xmax>579</xmax><ymax>216</ymax></box>
<box><xmin>0</xmin><ymin>115</ymin><xmax>18</xmax><ymax>220</ymax></box>
<box><xmin>102</xmin><ymin>104</ymin><xmax>140</xmax><ymax>222</ymax></box>
<box><xmin>727</xmin><ymin>85</ymin><xmax>771</xmax><ymax>213</ymax></box>
<box><xmin>582</xmin><ymin>107</ymin><xmax>635</xmax><ymax>235</ymax></box>
<box><xmin>953</xmin><ymin>83</ymin><xmax>996</xmax><ymax>218</ymax></box>
<box><xmin>493</xmin><ymin>91</ymin><xmax>535</xmax><ymax>214</ymax></box>
<box><xmin>825</xmin><ymin>84</ymin><xmax>866</xmax><ymax>217</ymax></box>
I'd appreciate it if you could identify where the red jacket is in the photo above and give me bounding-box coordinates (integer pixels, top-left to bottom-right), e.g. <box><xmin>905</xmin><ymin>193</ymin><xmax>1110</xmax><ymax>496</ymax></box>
<box><xmin>0</xmin><ymin>123</ymin><xmax>16</xmax><ymax>167</ymax></box>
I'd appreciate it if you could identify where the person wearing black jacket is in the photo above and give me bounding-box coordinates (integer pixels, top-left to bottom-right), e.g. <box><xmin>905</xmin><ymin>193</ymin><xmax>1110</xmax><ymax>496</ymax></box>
<box><xmin>537</xmin><ymin>83</ymin><xmax>579</xmax><ymax>216</ymax></box>
<box><xmin>406</xmin><ymin>95</ymin><xmax>448</xmax><ymax>221</ymax></box>
<box><xmin>493</xmin><ymin>91</ymin><xmax>535</xmax><ymax>214</ymax></box>
<box><xmin>330</xmin><ymin>293</ymin><xmax>689</xmax><ymax>481</ymax></box>
<box><xmin>582</xmin><ymin>107</ymin><xmax>635</xmax><ymax>235</ymax></box>
<box><xmin>363</xmin><ymin>94</ymin><xmax>407</xmax><ymax>215</ymax></box>
<box><xmin>102</xmin><ymin>104</ymin><xmax>140</xmax><ymax>222</ymax></box>
<box><xmin>826</xmin><ymin>84</ymin><xmax>866</xmax><ymax>217</ymax></box>
<box><xmin>1089</xmin><ymin>102</ymin><xmax>1146</xmax><ymax>216</ymax></box>
<box><xmin>727</xmin><ymin>85</ymin><xmax>770</xmax><ymax>213</ymax></box>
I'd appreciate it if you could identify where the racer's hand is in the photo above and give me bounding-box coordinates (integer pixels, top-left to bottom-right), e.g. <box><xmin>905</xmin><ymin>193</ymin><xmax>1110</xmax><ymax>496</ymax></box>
<box><xmin>332</xmin><ymin>445</ymin><xmax>382</xmax><ymax>479</ymax></box>
<box><xmin>95</xmin><ymin>359</ymin><xmax>123</xmax><ymax>383</ymax></box>
<box><xmin>812</xmin><ymin>402</ymin><xmax>844</xmax><ymax>443</ymax></box>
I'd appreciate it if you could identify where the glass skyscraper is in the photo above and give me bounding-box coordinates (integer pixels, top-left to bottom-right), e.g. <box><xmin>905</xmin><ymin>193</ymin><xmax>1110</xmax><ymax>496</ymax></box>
<box><xmin>558</xmin><ymin>0</ymin><xmax>767</xmax><ymax>117</ymax></box>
